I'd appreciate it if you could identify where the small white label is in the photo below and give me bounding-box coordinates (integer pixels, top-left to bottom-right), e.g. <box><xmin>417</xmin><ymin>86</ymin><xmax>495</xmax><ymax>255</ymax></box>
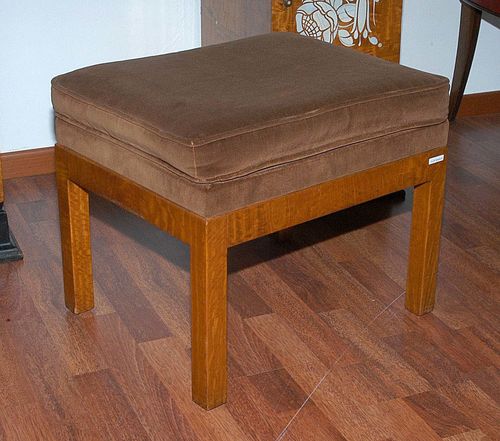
<box><xmin>428</xmin><ymin>154</ymin><xmax>445</xmax><ymax>165</ymax></box>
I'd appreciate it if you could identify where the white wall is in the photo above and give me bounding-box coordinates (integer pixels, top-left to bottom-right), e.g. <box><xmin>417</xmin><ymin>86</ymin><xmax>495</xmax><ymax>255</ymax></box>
<box><xmin>1</xmin><ymin>0</ymin><xmax>498</xmax><ymax>153</ymax></box>
<box><xmin>400</xmin><ymin>0</ymin><xmax>500</xmax><ymax>94</ymax></box>
<box><xmin>0</xmin><ymin>1</ymin><xmax>200</xmax><ymax>153</ymax></box>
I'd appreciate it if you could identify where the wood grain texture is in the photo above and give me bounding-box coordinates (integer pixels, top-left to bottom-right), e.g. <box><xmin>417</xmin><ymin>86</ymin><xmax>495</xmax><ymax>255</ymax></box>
<box><xmin>201</xmin><ymin>0</ymin><xmax>271</xmax><ymax>46</ymax></box>
<box><xmin>272</xmin><ymin>0</ymin><xmax>403</xmax><ymax>62</ymax></box>
<box><xmin>55</xmin><ymin>146</ymin><xmax>205</xmax><ymax>247</ymax></box>
<box><xmin>56</xmin><ymin>155</ymin><xmax>94</xmax><ymax>313</ymax></box>
<box><xmin>55</xmin><ymin>142</ymin><xmax>447</xmax><ymax>409</ymax></box>
<box><xmin>406</xmin><ymin>161</ymin><xmax>447</xmax><ymax>315</ymax></box>
<box><xmin>191</xmin><ymin>217</ymin><xmax>229</xmax><ymax>409</ymax></box>
<box><xmin>0</xmin><ymin>146</ymin><xmax>55</xmax><ymax>179</ymax></box>
<box><xmin>457</xmin><ymin>91</ymin><xmax>500</xmax><ymax>118</ymax></box>
<box><xmin>226</xmin><ymin>147</ymin><xmax>447</xmax><ymax>247</ymax></box>
<box><xmin>1</xmin><ymin>113</ymin><xmax>499</xmax><ymax>439</ymax></box>
<box><xmin>272</xmin><ymin>0</ymin><xmax>301</xmax><ymax>33</ymax></box>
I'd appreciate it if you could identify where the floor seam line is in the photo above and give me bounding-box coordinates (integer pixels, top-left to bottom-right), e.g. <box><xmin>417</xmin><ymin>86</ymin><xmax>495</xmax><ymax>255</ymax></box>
<box><xmin>273</xmin><ymin>291</ymin><xmax>405</xmax><ymax>441</ymax></box>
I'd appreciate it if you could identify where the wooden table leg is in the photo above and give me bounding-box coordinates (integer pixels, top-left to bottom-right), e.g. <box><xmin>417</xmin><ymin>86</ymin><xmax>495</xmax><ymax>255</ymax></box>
<box><xmin>56</xmin><ymin>157</ymin><xmax>94</xmax><ymax>314</ymax></box>
<box><xmin>191</xmin><ymin>217</ymin><xmax>228</xmax><ymax>410</ymax></box>
<box><xmin>449</xmin><ymin>2</ymin><xmax>482</xmax><ymax>121</ymax></box>
<box><xmin>406</xmin><ymin>161</ymin><xmax>446</xmax><ymax>315</ymax></box>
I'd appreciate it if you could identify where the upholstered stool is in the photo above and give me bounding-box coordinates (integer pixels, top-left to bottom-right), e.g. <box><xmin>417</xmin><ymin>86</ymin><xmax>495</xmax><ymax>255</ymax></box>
<box><xmin>52</xmin><ymin>33</ymin><xmax>449</xmax><ymax>410</ymax></box>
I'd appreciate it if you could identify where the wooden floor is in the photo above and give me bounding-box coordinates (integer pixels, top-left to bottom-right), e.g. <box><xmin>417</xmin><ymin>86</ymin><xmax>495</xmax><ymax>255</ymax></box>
<box><xmin>1</xmin><ymin>114</ymin><xmax>499</xmax><ymax>441</ymax></box>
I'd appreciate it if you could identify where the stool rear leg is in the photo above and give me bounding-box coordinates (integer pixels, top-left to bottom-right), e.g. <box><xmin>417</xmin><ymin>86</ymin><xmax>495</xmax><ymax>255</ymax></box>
<box><xmin>56</xmin><ymin>165</ymin><xmax>94</xmax><ymax>314</ymax></box>
<box><xmin>191</xmin><ymin>217</ymin><xmax>228</xmax><ymax>410</ymax></box>
<box><xmin>406</xmin><ymin>164</ymin><xmax>446</xmax><ymax>315</ymax></box>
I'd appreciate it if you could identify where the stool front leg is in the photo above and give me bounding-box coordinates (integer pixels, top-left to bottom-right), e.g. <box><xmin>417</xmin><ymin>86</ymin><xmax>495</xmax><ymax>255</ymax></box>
<box><xmin>56</xmin><ymin>162</ymin><xmax>94</xmax><ymax>314</ymax></box>
<box><xmin>406</xmin><ymin>162</ymin><xmax>446</xmax><ymax>315</ymax></box>
<box><xmin>190</xmin><ymin>217</ymin><xmax>228</xmax><ymax>410</ymax></box>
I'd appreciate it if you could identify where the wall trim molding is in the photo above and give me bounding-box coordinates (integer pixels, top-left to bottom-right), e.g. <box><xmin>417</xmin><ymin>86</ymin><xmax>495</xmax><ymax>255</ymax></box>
<box><xmin>1</xmin><ymin>146</ymin><xmax>55</xmax><ymax>179</ymax></box>
<box><xmin>457</xmin><ymin>90</ymin><xmax>500</xmax><ymax>117</ymax></box>
<box><xmin>0</xmin><ymin>91</ymin><xmax>498</xmax><ymax>179</ymax></box>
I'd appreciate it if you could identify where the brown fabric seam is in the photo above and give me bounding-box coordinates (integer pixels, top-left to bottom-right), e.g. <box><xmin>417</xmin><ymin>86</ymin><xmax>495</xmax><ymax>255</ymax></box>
<box><xmin>191</xmin><ymin>140</ymin><xmax>198</xmax><ymax>179</ymax></box>
<box><xmin>57</xmin><ymin>115</ymin><xmax>447</xmax><ymax>185</ymax></box>
<box><xmin>57</xmin><ymin>116</ymin><xmax>207</xmax><ymax>185</ymax></box>
<box><xmin>52</xmin><ymin>80</ymin><xmax>449</xmax><ymax>148</ymax></box>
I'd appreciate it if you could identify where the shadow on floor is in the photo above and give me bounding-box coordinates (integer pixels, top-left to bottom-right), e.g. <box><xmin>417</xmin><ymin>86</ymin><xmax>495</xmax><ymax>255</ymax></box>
<box><xmin>89</xmin><ymin>189</ymin><xmax>411</xmax><ymax>275</ymax></box>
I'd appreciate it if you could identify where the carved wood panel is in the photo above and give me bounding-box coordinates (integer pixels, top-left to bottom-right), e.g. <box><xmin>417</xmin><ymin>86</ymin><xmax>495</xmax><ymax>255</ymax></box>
<box><xmin>272</xmin><ymin>0</ymin><xmax>403</xmax><ymax>62</ymax></box>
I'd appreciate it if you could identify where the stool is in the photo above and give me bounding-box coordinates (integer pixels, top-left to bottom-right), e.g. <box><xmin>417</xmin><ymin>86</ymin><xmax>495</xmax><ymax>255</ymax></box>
<box><xmin>52</xmin><ymin>33</ymin><xmax>449</xmax><ymax>410</ymax></box>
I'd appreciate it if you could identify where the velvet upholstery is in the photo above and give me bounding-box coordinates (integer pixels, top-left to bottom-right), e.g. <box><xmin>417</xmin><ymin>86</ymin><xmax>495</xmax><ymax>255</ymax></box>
<box><xmin>52</xmin><ymin>33</ymin><xmax>449</xmax><ymax>217</ymax></box>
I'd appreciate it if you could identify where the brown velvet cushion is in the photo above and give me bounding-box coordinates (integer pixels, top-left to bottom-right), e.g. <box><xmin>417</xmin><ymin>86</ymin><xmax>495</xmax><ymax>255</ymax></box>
<box><xmin>52</xmin><ymin>32</ymin><xmax>449</xmax><ymax>216</ymax></box>
<box><xmin>52</xmin><ymin>33</ymin><xmax>449</xmax><ymax>184</ymax></box>
<box><xmin>56</xmin><ymin>117</ymin><xmax>448</xmax><ymax>217</ymax></box>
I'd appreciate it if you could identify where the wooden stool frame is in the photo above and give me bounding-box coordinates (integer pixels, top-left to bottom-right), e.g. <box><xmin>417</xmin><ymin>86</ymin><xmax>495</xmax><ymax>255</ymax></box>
<box><xmin>56</xmin><ymin>144</ymin><xmax>447</xmax><ymax>410</ymax></box>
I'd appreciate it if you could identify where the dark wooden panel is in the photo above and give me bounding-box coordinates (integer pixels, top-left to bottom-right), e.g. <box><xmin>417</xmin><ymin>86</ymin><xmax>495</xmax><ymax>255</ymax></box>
<box><xmin>201</xmin><ymin>0</ymin><xmax>271</xmax><ymax>46</ymax></box>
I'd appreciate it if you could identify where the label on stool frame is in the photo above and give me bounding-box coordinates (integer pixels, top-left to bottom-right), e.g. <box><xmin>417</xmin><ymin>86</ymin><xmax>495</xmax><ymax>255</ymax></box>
<box><xmin>428</xmin><ymin>154</ymin><xmax>445</xmax><ymax>165</ymax></box>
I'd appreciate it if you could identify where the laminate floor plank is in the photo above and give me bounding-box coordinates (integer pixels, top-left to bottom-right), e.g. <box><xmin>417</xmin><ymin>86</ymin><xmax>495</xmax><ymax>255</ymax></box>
<box><xmin>0</xmin><ymin>278</ymin><xmax>94</xmax><ymax>441</ymax></box>
<box><xmin>277</xmin><ymin>399</ymin><xmax>348</xmax><ymax>441</ymax></box>
<box><xmin>140</xmin><ymin>337</ymin><xmax>254</xmax><ymax>441</ymax></box>
<box><xmin>246</xmin><ymin>313</ymin><xmax>335</xmax><ymax>411</ymax></box>
<box><xmin>328</xmin><ymin>398</ymin><xmax>443</xmax><ymax>441</ymax></box>
<box><xmin>466</xmin><ymin>366</ymin><xmax>500</xmax><ymax>404</ymax></box>
<box><xmin>227</xmin><ymin>304</ymin><xmax>283</xmax><ymax>378</ymax></box>
<box><xmin>91</xmin><ymin>237</ymin><xmax>172</xmax><ymax>344</ymax></box>
<box><xmin>238</xmin><ymin>263</ymin><xmax>357</xmax><ymax>368</ymax></box>
<box><xmin>72</xmin><ymin>369</ymin><xmax>152</xmax><ymax>441</ymax></box>
<box><xmin>19</xmin><ymin>259</ymin><xmax>108</xmax><ymax>376</ymax></box>
<box><xmin>81</xmin><ymin>313</ymin><xmax>202</xmax><ymax>441</ymax></box>
<box><xmin>443</xmin><ymin>430</ymin><xmax>492</xmax><ymax>441</ymax></box>
<box><xmin>437</xmin><ymin>380</ymin><xmax>500</xmax><ymax>440</ymax></box>
<box><xmin>447</xmin><ymin>131</ymin><xmax>500</xmax><ymax>188</ymax></box>
<box><xmin>404</xmin><ymin>389</ymin><xmax>478</xmax><ymax>438</ymax></box>
<box><xmin>0</xmin><ymin>329</ymin><xmax>66</xmax><ymax>441</ymax></box>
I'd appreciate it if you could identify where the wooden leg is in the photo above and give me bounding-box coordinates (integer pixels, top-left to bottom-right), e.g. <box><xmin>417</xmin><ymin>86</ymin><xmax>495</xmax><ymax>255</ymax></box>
<box><xmin>56</xmin><ymin>162</ymin><xmax>94</xmax><ymax>314</ymax></box>
<box><xmin>191</xmin><ymin>217</ymin><xmax>228</xmax><ymax>410</ymax></box>
<box><xmin>406</xmin><ymin>164</ymin><xmax>446</xmax><ymax>315</ymax></box>
<box><xmin>449</xmin><ymin>2</ymin><xmax>482</xmax><ymax>121</ymax></box>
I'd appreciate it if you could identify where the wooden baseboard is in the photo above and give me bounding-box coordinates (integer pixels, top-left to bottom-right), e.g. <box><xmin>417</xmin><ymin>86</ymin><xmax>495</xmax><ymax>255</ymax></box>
<box><xmin>0</xmin><ymin>147</ymin><xmax>55</xmax><ymax>179</ymax></box>
<box><xmin>457</xmin><ymin>90</ymin><xmax>500</xmax><ymax>118</ymax></box>
<box><xmin>0</xmin><ymin>91</ymin><xmax>498</xmax><ymax>180</ymax></box>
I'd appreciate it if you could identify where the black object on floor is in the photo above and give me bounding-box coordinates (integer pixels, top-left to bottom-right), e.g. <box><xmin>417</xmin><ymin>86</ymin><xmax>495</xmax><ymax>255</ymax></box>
<box><xmin>0</xmin><ymin>202</ymin><xmax>23</xmax><ymax>262</ymax></box>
